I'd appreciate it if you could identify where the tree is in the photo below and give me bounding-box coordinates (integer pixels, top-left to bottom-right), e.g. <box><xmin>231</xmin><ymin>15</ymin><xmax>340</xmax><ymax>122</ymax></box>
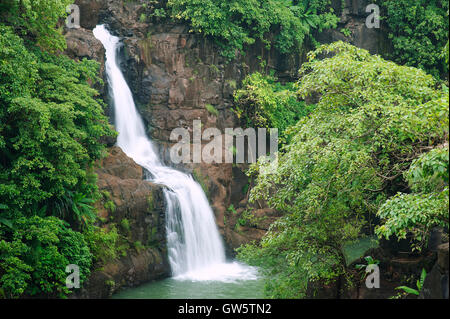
<box><xmin>0</xmin><ymin>0</ymin><xmax>72</xmax><ymax>52</ymax></box>
<box><xmin>165</xmin><ymin>0</ymin><xmax>339</xmax><ymax>59</ymax></box>
<box><xmin>0</xmin><ymin>216</ymin><xmax>92</xmax><ymax>298</ymax></box>
<box><xmin>233</xmin><ymin>72</ymin><xmax>315</xmax><ymax>143</ymax></box>
<box><xmin>377</xmin><ymin>147</ymin><xmax>449</xmax><ymax>251</ymax></box>
<box><xmin>237</xmin><ymin>42</ymin><xmax>449</xmax><ymax>298</ymax></box>
<box><xmin>376</xmin><ymin>0</ymin><xmax>449</xmax><ymax>78</ymax></box>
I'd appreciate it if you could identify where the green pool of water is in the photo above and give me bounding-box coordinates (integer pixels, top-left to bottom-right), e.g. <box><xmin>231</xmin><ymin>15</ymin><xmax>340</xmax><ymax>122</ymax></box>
<box><xmin>112</xmin><ymin>277</ymin><xmax>265</xmax><ymax>299</ymax></box>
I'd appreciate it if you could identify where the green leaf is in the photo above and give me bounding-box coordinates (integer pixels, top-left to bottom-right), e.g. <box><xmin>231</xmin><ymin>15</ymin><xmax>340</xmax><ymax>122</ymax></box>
<box><xmin>396</xmin><ymin>286</ymin><xmax>420</xmax><ymax>295</ymax></box>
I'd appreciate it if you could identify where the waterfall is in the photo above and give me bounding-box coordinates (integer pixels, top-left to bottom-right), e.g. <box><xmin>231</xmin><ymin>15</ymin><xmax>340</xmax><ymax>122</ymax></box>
<box><xmin>93</xmin><ymin>25</ymin><xmax>257</xmax><ymax>282</ymax></box>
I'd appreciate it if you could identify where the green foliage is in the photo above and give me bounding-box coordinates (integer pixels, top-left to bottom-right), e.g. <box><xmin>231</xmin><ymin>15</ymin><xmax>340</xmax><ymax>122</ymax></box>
<box><xmin>205</xmin><ymin>103</ymin><xmax>219</xmax><ymax>117</ymax></box>
<box><xmin>0</xmin><ymin>4</ymin><xmax>116</xmax><ymax>298</ymax></box>
<box><xmin>376</xmin><ymin>147</ymin><xmax>449</xmax><ymax>251</ymax></box>
<box><xmin>120</xmin><ymin>218</ymin><xmax>131</xmax><ymax>233</ymax></box>
<box><xmin>105</xmin><ymin>279</ymin><xmax>115</xmax><ymax>288</ymax></box>
<box><xmin>355</xmin><ymin>256</ymin><xmax>380</xmax><ymax>269</ymax></box>
<box><xmin>134</xmin><ymin>241</ymin><xmax>145</xmax><ymax>252</ymax></box>
<box><xmin>0</xmin><ymin>216</ymin><xmax>92</xmax><ymax>298</ymax></box>
<box><xmin>354</xmin><ymin>256</ymin><xmax>380</xmax><ymax>280</ymax></box>
<box><xmin>65</xmin><ymin>191</ymin><xmax>97</xmax><ymax>227</ymax></box>
<box><xmin>395</xmin><ymin>268</ymin><xmax>427</xmax><ymax>297</ymax></box>
<box><xmin>406</xmin><ymin>147</ymin><xmax>449</xmax><ymax>193</ymax></box>
<box><xmin>376</xmin><ymin>0</ymin><xmax>449</xmax><ymax>78</ymax></box>
<box><xmin>443</xmin><ymin>40</ymin><xmax>449</xmax><ymax>70</ymax></box>
<box><xmin>0</xmin><ymin>25</ymin><xmax>115</xmax><ymax>219</ymax></box>
<box><xmin>227</xmin><ymin>204</ymin><xmax>238</xmax><ymax>215</ymax></box>
<box><xmin>237</xmin><ymin>42</ymin><xmax>449</xmax><ymax>298</ymax></box>
<box><xmin>0</xmin><ymin>0</ymin><xmax>72</xmax><ymax>52</ymax></box>
<box><xmin>234</xmin><ymin>72</ymin><xmax>314</xmax><ymax>142</ymax></box>
<box><xmin>166</xmin><ymin>0</ymin><xmax>339</xmax><ymax>59</ymax></box>
<box><xmin>104</xmin><ymin>200</ymin><xmax>116</xmax><ymax>213</ymax></box>
<box><xmin>340</xmin><ymin>28</ymin><xmax>351</xmax><ymax>37</ymax></box>
<box><xmin>236</xmin><ymin>208</ymin><xmax>266</xmax><ymax>228</ymax></box>
<box><xmin>83</xmin><ymin>225</ymin><xmax>128</xmax><ymax>265</ymax></box>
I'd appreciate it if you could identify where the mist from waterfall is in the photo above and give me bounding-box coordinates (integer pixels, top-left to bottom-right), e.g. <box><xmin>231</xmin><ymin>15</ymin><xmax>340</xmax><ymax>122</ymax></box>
<box><xmin>93</xmin><ymin>25</ymin><xmax>257</xmax><ymax>282</ymax></box>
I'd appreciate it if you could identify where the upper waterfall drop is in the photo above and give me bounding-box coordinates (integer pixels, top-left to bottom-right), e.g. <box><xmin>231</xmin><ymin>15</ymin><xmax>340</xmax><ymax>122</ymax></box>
<box><xmin>93</xmin><ymin>25</ymin><xmax>257</xmax><ymax>282</ymax></box>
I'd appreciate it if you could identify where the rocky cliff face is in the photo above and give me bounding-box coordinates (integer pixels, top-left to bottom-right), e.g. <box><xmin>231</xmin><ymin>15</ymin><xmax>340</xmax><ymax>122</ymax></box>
<box><xmin>65</xmin><ymin>0</ymin><xmax>390</xmax><ymax>255</ymax></box>
<box><xmin>75</xmin><ymin>146</ymin><xmax>169</xmax><ymax>298</ymax></box>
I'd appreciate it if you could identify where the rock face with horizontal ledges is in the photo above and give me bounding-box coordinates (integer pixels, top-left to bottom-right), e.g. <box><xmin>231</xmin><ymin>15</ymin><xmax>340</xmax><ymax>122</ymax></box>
<box><xmin>75</xmin><ymin>147</ymin><xmax>169</xmax><ymax>298</ymax></box>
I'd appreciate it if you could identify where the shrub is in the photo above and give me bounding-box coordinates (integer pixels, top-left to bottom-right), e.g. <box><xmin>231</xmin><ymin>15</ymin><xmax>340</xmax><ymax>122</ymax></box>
<box><xmin>166</xmin><ymin>0</ymin><xmax>339</xmax><ymax>59</ymax></box>
<box><xmin>0</xmin><ymin>216</ymin><xmax>92</xmax><ymax>298</ymax></box>
<box><xmin>234</xmin><ymin>72</ymin><xmax>315</xmax><ymax>142</ymax></box>
<box><xmin>0</xmin><ymin>25</ymin><xmax>115</xmax><ymax>219</ymax></box>
<box><xmin>83</xmin><ymin>225</ymin><xmax>127</xmax><ymax>265</ymax></box>
<box><xmin>376</xmin><ymin>147</ymin><xmax>449</xmax><ymax>251</ymax></box>
<box><xmin>376</xmin><ymin>0</ymin><xmax>449</xmax><ymax>78</ymax></box>
<box><xmin>238</xmin><ymin>42</ymin><xmax>449</xmax><ymax>298</ymax></box>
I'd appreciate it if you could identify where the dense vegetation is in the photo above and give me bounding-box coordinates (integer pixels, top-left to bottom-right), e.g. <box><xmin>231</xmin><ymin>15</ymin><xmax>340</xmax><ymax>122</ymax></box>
<box><xmin>0</xmin><ymin>0</ymin><xmax>72</xmax><ymax>52</ymax></box>
<box><xmin>0</xmin><ymin>1</ymin><xmax>119</xmax><ymax>298</ymax></box>
<box><xmin>143</xmin><ymin>0</ymin><xmax>340</xmax><ymax>59</ymax></box>
<box><xmin>237</xmin><ymin>42</ymin><xmax>449</xmax><ymax>298</ymax></box>
<box><xmin>0</xmin><ymin>0</ymin><xmax>448</xmax><ymax>300</ymax></box>
<box><xmin>375</xmin><ymin>0</ymin><xmax>449</xmax><ymax>78</ymax></box>
<box><xmin>233</xmin><ymin>72</ymin><xmax>315</xmax><ymax>142</ymax></box>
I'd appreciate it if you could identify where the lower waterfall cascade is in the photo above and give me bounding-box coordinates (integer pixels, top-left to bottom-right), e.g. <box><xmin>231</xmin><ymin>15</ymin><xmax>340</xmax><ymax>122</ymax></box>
<box><xmin>93</xmin><ymin>25</ymin><xmax>257</xmax><ymax>282</ymax></box>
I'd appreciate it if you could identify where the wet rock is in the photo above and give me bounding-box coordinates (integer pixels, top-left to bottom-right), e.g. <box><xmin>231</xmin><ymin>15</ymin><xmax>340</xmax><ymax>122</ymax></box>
<box><xmin>64</xmin><ymin>27</ymin><xmax>105</xmax><ymax>62</ymax></box>
<box><xmin>75</xmin><ymin>146</ymin><xmax>170</xmax><ymax>298</ymax></box>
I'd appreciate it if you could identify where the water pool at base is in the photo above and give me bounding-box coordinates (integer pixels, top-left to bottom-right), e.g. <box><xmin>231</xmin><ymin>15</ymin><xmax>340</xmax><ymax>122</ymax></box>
<box><xmin>112</xmin><ymin>276</ymin><xmax>265</xmax><ymax>299</ymax></box>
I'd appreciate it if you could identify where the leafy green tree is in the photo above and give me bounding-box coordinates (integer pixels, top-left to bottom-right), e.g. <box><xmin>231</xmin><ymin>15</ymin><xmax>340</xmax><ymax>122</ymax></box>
<box><xmin>0</xmin><ymin>1</ymin><xmax>117</xmax><ymax>299</ymax></box>
<box><xmin>234</xmin><ymin>72</ymin><xmax>315</xmax><ymax>142</ymax></box>
<box><xmin>376</xmin><ymin>0</ymin><xmax>449</xmax><ymax>78</ymax></box>
<box><xmin>0</xmin><ymin>25</ymin><xmax>115</xmax><ymax>219</ymax></box>
<box><xmin>0</xmin><ymin>0</ymin><xmax>72</xmax><ymax>52</ymax></box>
<box><xmin>237</xmin><ymin>42</ymin><xmax>449</xmax><ymax>298</ymax></box>
<box><xmin>165</xmin><ymin>0</ymin><xmax>339</xmax><ymax>59</ymax></box>
<box><xmin>377</xmin><ymin>147</ymin><xmax>449</xmax><ymax>251</ymax></box>
<box><xmin>0</xmin><ymin>216</ymin><xmax>92</xmax><ymax>298</ymax></box>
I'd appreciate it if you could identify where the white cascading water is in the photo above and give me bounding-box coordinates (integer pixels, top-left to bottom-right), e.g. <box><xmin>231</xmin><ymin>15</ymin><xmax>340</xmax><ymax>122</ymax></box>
<box><xmin>93</xmin><ymin>25</ymin><xmax>257</xmax><ymax>282</ymax></box>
